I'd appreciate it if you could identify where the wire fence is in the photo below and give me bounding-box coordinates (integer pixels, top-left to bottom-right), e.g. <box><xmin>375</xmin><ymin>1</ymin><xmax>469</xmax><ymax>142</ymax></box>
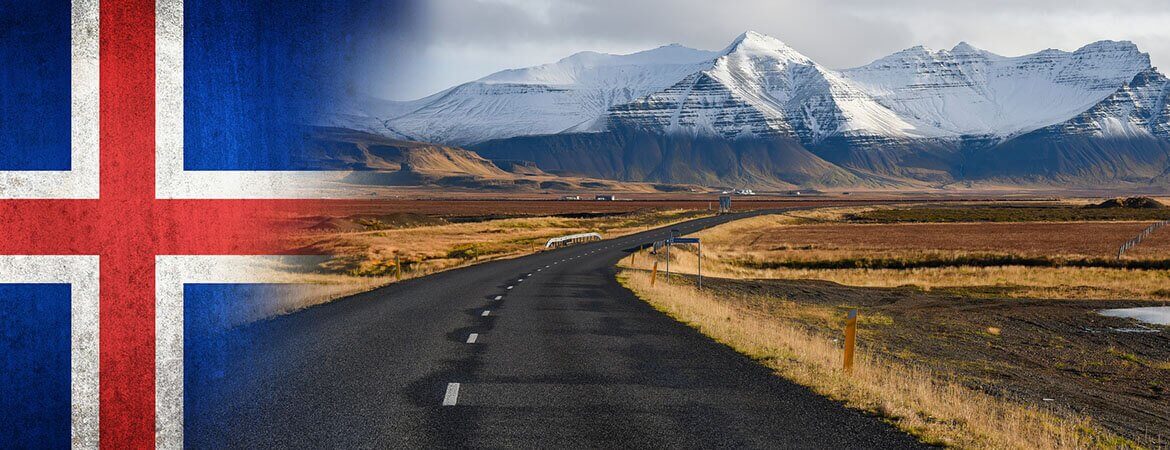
<box><xmin>1117</xmin><ymin>220</ymin><xmax>1170</xmax><ymax>258</ymax></box>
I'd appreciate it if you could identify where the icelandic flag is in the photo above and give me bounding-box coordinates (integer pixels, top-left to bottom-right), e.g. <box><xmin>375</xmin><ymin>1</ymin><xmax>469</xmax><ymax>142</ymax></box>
<box><xmin>0</xmin><ymin>0</ymin><xmax>412</xmax><ymax>447</ymax></box>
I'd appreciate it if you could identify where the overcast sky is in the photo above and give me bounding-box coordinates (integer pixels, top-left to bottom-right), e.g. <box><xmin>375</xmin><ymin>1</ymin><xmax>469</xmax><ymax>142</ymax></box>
<box><xmin>369</xmin><ymin>0</ymin><xmax>1170</xmax><ymax>100</ymax></box>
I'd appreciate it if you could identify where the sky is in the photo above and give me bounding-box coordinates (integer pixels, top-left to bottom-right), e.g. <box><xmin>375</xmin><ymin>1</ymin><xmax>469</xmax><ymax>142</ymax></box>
<box><xmin>368</xmin><ymin>0</ymin><xmax>1170</xmax><ymax>100</ymax></box>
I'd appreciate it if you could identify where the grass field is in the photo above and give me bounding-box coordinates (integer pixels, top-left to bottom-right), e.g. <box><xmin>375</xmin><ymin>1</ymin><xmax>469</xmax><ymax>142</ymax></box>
<box><xmin>244</xmin><ymin>206</ymin><xmax>726</xmax><ymax>320</ymax></box>
<box><xmin>300</xmin><ymin>208</ymin><xmax>711</xmax><ymax>278</ymax></box>
<box><xmin>245</xmin><ymin>197</ymin><xmax>908</xmax><ymax>321</ymax></box>
<box><xmin>643</xmin><ymin>204</ymin><xmax>1170</xmax><ymax>300</ymax></box>
<box><xmin>616</xmin><ymin>202</ymin><xmax>1170</xmax><ymax>446</ymax></box>
<box><xmin>618</xmin><ymin>270</ymin><xmax>1134</xmax><ymax>449</ymax></box>
<box><xmin>844</xmin><ymin>205</ymin><xmax>1170</xmax><ymax>223</ymax></box>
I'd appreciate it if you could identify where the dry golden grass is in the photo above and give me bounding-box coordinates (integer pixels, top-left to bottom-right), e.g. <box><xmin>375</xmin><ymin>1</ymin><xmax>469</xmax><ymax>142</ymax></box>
<box><xmin>304</xmin><ymin>209</ymin><xmax>709</xmax><ymax>277</ymax></box>
<box><xmin>636</xmin><ymin>247</ymin><xmax>1170</xmax><ymax>300</ymax></box>
<box><xmin>709</xmin><ymin>221</ymin><xmax>1158</xmax><ymax>258</ymax></box>
<box><xmin>617</xmin><ymin>270</ymin><xmax>1128</xmax><ymax>449</ymax></box>
<box><xmin>258</xmin><ymin>209</ymin><xmax>711</xmax><ymax>321</ymax></box>
<box><xmin>637</xmin><ymin>210</ymin><xmax>1170</xmax><ymax>301</ymax></box>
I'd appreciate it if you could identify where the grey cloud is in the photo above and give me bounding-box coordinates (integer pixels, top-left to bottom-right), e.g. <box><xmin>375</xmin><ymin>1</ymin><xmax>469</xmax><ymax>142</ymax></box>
<box><xmin>373</xmin><ymin>0</ymin><xmax>1170</xmax><ymax>99</ymax></box>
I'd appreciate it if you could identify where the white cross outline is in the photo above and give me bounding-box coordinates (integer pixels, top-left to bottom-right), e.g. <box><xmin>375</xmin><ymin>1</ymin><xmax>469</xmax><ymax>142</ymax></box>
<box><xmin>155</xmin><ymin>0</ymin><xmax>369</xmax><ymax>200</ymax></box>
<box><xmin>155</xmin><ymin>255</ymin><xmax>318</xmax><ymax>449</ymax></box>
<box><xmin>0</xmin><ymin>256</ymin><xmax>100</xmax><ymax>449</ymax></box>
<box><xmin>0</xmin><ymin>0</ymin><xmax>99</xmax><ymax>199</ymax></box>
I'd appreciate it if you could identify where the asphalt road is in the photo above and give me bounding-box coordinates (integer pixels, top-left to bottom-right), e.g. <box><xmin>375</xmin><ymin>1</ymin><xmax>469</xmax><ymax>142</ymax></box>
<box><xmin>187</xmin><ymin>210</ymin><xmax>926</xmax><ymax>448</ymax></box>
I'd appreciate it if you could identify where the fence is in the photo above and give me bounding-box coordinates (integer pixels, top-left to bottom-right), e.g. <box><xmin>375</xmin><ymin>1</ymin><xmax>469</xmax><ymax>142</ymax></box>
<box><xmin>1117</xmin><ymin>220</ymin><xmax>1170</xmax><ymax>258</ymax></box>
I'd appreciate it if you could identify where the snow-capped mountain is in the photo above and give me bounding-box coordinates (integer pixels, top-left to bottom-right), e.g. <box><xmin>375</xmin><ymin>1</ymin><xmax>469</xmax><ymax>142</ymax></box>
<box><xmin>360</xmin><ymin>31</ymin><xmax>1170</xmax><ymax>188</ymax></box>
<box><xmin>382</xmin><ymin>44</ymin><xmax>720</xmax><ymax>145</ymax></box>
<box><xmin>381</xmin><ymin>31</ymin><xmax>1152</xmax><ymax>147</ymax></box>
<box><xmin>842</xmin><ymin>40</ymin><xmax>1151</xmax><ymax>139</ymax></box>
<box><xmin>1039</xmin><ymin>68</ymin><xmax>1170</xmax><ymax>139</ymax></box>
<box><xmin>607</xmin><ymin>31</ymin><xmax>942</xmax><ymax>143</ymax></box>
<box><xmin>956</xmin><ymin>68</ymin><xmax>1170</xmax><ymax>183</ymax></box>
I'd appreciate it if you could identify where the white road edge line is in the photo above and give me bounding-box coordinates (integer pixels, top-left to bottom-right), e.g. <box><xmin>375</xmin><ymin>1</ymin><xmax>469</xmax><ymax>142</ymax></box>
<box><xmin>467</xmin><ymin>333</ymin><xmax>479</xmax><ymax>344</ymax></box>
<box><xmin>442</xmin><ymin>383</ymin><xmax>460</xmax><ymax>406</ymax></box>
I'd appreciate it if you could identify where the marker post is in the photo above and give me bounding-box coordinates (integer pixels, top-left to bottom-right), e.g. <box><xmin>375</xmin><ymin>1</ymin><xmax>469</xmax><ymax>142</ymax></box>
<box><xmin>844</xmin><ymin>309</ymin><xmax>858</xmax><ymax>374</ymax></box>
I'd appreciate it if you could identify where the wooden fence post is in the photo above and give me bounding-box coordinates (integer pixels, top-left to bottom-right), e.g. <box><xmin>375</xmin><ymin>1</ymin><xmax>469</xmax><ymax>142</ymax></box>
<box><xmin>651</xmin><ymin>260</ymin><xmax>659</xmax><ymax>286</ymax></box>
<box><xmin>843</xmin><ymin>309</ymin><xmax>858</xmax><ymax>374</ymax></box>
<box><xmin>395</xmin><ymin>254</ymin><xmax>402</xmax><ymax>281</ymax></box>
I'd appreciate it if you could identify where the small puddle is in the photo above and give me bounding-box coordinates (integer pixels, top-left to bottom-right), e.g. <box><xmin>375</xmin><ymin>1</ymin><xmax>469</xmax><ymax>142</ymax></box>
<box><xmin>1099</xmin><ymin>306</ymin><xmax>1170</xmax><ymax>326</ymax></box>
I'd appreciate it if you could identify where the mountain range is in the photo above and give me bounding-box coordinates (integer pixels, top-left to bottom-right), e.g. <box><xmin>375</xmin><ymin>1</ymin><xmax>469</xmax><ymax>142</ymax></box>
<box><xmin>336</xmin><ymin>31</ymin><xmax>1170</xmax><ymax>189</ymax></box>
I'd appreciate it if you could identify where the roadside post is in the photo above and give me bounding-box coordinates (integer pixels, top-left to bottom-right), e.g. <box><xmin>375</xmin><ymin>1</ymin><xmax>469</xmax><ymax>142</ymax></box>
<box><xmin>667</xmin><ymin>228</ymin><xmax>680</xmax><ymax>279</ymax></box>
<box><xmin>844</xmin><ymin>309</ymin><xmax>858</xmax><ymax>374</ymax></box>
<box><xmin>395</xmin><ymin>253</ymin><xmax>402</xmax><ymax>281</ymax></box>
<box><xmin>651</xmin><ymin>260</ymin><xmax>659</xmax><ymax>286</ymax></box>
<box><xmin>665</xmin><ymin>239</ymin><xmax>671</xmax><ymax>278</ymax></box>
<box><xmin>673</xmin><ymin>237</ymin><xmax>702</xmax><ymax>290</ymax></box>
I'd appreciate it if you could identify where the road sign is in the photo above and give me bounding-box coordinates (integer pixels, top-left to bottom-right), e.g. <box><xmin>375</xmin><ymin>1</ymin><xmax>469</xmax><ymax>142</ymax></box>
<box><xmin>661</xmin><ymin>237</ymin><xmax>702</xmax><ymax>289</ymax></box>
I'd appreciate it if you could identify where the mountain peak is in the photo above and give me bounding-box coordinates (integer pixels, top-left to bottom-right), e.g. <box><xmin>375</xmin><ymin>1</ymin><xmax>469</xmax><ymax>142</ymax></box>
<box><xmin>1073</xmin><ymin>40</ymin><xmax>1149</xmax><ymax>61</ymax></box>
<box><xmin>734</xmin><ymin>30</ymin><xmax>771</xmax><ymax>42</ymax></box>
<box><xmin>895</xmin><ymin>45</ymin><xmax>936</xmax><ymax>57</ymax></box>
<box><xmin>1079</xmin><ymin>39</ymin><xmax>1139</xmax><ymax>51</ymax></box>
<box><xmin>727</xmin><ymin>31</ymin><xmax>786</xmax><ymax>48</ymax></box>
<box><xmin>951</xmin><ymin>41</ymin><xmax>982</xmax><ymax>54</ymax></box>
<box><xmin>720</xmin><ymin>30</ymin><xmax>812</xmax><ymax>64</ymax></box>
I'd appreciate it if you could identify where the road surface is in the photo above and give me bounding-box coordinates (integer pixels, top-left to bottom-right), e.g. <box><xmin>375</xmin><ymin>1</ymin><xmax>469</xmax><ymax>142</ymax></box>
<box><xmin>186</xmin><ymin>211</ymin><xmax>926</xmax><ymax>448</ymax></box>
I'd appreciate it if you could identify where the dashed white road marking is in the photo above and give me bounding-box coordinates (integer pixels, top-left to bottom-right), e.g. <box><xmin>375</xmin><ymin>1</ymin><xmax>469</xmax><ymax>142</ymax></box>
<box><xmin>507</xmin><ymin>285</ymin><xmax>514</xmax><ymax>290</ymax></box>
<box><xmin>527</xmin><ymin>273</ymin><xmax>532</xmax><ymax>277</ymax></box>
<box><xmin>494</xmin><ymin>295</ymin><xmax>503</xmax><ymax>300</ymax></box>
<box><xmin>466</xmin><ymin>333</ymin><xmax>479</xmax><ymax>344</ymax></box>
<box><xmin>442</xmin><ymin>383</ymin><xmax>461</xmax><ymax>406</ymax></box>
<box><xmin>481</xmin><ymin>310</ymin><xmax>490</xmax><ymax>317</ymax></box>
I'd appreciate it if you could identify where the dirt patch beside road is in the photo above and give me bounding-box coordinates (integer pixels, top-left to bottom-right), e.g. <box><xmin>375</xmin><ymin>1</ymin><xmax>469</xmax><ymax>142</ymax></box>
<box><xmin>693</xmin><ymin>275</ymin><xmax>1170</xmax><ymax>446</ymax></box>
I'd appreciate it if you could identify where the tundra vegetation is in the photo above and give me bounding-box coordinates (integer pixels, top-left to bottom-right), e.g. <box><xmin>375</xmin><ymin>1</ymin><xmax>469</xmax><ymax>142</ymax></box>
<box><xmin>618</xmin><ymin>200</ymin><xmax>1170</xmax><ymax>448</ymax></box>
<box><xmin>252</xmin><ymin>208</ymin><xmax>713</xmax><ymax>320</ymax></box>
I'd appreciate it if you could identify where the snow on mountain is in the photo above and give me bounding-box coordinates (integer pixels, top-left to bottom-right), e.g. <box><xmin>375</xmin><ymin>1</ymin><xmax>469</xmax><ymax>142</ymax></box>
<box><xmin>382</xmin><ymin>44</ymin><xmax>720</xmax><ymax>145</ymax></box>
<box><xmin>608</xmin><ymin>31</ymin><xmax>941</xmax><ymax>143</ymax></box>
<box><xmin>379</xmin><ymin>31</ymin><xmax>1155</xmax><ymax>148</ymax></box>
<box><xmin>1035</xmin><ymin>68</ymin><xmax>1170</xmax><ymax>139</ymax></box>
<box><xmin>841</xmin><ymin>40</ymin><xmax>1152</xmax><ymax>138</ymax></box>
